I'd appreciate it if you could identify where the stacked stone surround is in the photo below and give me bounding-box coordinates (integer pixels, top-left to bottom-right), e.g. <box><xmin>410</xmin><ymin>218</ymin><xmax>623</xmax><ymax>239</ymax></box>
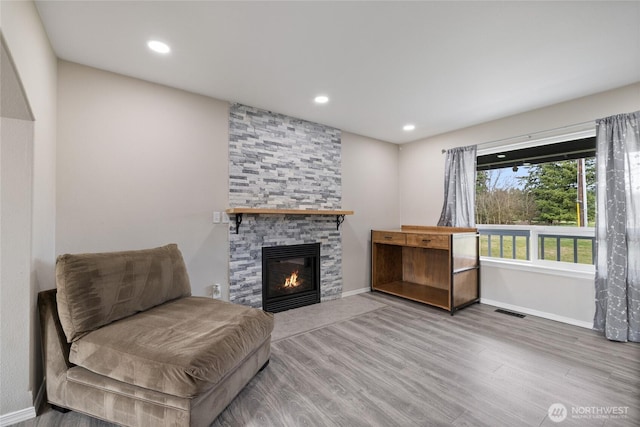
<box><xmin>228</xmin><ymin>104</ymin><xmax>343</xmax><ymax>308</ymax></box>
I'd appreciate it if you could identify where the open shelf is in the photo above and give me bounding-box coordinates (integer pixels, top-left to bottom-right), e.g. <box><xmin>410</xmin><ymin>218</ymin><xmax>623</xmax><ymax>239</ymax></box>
<box><xmin>226</xmin><ymin>208</ymin><xmax>354</xmax><ymax>215</ymax></box>
<box><xmin>226</xmin><ymin>208</ymin><xmax>354</xmax><ymax>233</ymax></box>
<box><xmin>371</xmin><ymin>226</ymin><xmax>479</xmax><ymax>315</ymax></box>
<box><xmin>374</xmin><ymin>281</ymin><xmax>449</xmax><ymax>310</ymax></box>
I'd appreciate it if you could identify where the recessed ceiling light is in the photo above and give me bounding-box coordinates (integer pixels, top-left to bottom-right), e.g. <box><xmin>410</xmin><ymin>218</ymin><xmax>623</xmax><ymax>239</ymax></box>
<box><xmin>497</xmin><ymin>154</ymin><xmax>506</xmax><ymax>158</ymax></box>
<box><xmin>403</xmin><ymin>124</ymin><xmax>415</xmax><ymax>131</ymax></box>
<box><xmin>147</xmin><ymin>40</ymin><xmax>171</xmax><ymax>54</ymax></box>
<box><xmin>314</xmin><ymin>95</ymin><xmax>329</xmax><ymax>104</ymax></box>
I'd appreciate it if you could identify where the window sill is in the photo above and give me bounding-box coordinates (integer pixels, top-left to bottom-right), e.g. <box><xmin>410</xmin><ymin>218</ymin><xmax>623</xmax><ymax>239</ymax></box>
<box><xmin>480</xmin><ymin>257</ymin><xmax>595</xmax><ymax>280</ymax></box>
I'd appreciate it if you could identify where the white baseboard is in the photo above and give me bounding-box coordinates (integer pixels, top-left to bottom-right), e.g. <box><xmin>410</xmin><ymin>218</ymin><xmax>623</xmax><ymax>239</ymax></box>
<box><xmin>0</xmin><ymin>406</ymin><xmax>36</xmax><ymax>426</ymax></box>
<box><xmin>339</xmin><ymin>292</ymin><xmax>592</xmax><ymax>329</ymax></box>
<box><xmin>342</xmin><ymin>287</ymin><xmax>370</xmax><ymax>298</ymax></box>
<box><xmin>481</xmin><ymin>298</ymin><xmax>593</xmax><ymax>329</ymax></box>
<box><xmin>0</xmin><ymin>379</ymin><xmax>44</xmax><ymax>426</ymax></box>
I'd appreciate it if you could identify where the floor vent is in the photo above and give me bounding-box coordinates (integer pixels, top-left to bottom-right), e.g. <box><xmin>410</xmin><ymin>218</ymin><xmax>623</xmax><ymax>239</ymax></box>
<box><xmin>495</xmin><ymin>308</ymin><xmax>526</xmax><ymax>318</ymax></box>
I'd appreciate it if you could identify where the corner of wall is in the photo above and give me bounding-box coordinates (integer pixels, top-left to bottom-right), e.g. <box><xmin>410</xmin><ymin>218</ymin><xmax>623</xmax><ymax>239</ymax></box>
<box><xmin>0</xmin><ymin>0</ymin><xmax>58</xmax><ymax>419</ymax></box>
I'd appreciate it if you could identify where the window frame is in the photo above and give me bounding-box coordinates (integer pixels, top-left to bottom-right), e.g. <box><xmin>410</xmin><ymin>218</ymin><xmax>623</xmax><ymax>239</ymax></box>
<box><xmin>476</xmin><ymin>123</ymin><xmax>596</xmax><ymax>279</ymax></box>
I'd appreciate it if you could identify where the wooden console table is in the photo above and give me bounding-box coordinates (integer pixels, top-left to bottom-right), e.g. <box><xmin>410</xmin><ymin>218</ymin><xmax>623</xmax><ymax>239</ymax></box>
<box><xmin>371</xmin><ymin>225</ymin><xmax>479</xmax><ymax>314</ymax></box>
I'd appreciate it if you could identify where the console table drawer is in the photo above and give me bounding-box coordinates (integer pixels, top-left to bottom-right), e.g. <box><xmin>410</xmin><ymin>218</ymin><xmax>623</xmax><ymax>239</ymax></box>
<box><xmin>406</xmin><ymin>234</ymin><xmax>449</xmax><ymax>250</ymax></box>
<box><xmin>372</xmin><ymin>231</ymin><xmax>406</xmax><ymax>245</ymax></box>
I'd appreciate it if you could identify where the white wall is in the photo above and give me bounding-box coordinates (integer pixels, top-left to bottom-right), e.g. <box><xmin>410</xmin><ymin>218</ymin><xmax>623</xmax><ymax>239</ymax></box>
<box><xmin>0</xmin><ymin>117</ymin><xmax>34</xmax><ymax>418</ymax></box>
<box><xmin>341</xmin><ymin>132</ymin><xmax>400</xmax><ymax>294</ymax></box>
<box><xmin>0</xmin><ymin>0</ymin><xmax>57</xmax><ymax>420</ymax></box>
<box><xmin>55</xmin><ymin>62</ymin><xmax>403</xmax><ymax>299</ymax></box>
<box><xmin>400</xmin><ymin>82</ymin><xmax>640</xmax><ymax>225</ymax></box>
<box><xmin>56</xmin><ymin>61</ymin><xmax>229</xmax><ymax>298</ymax></box>
<box><xmin>481</xmin><ymin>264</ymin><xmax>595</xmax><ymax>326</ymax></box>
<box><xmin>399</xmin><ymin>82</ymin><xmax>640</xmax><ymax>325</ymax></box>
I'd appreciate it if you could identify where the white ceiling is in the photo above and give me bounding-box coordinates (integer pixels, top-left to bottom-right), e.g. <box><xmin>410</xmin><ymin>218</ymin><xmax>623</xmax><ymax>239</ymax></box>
<box><xmin>35</xmin><ymin>1</ymin><xmax>640</xmax><ymax>144</ymax></box>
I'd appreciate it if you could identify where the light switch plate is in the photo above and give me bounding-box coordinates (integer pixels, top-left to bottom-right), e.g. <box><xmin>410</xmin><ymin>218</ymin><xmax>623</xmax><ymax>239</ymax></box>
<box><xmin>213</xmin><ymin>211</ymin><xmax>221</xmax><ymax>223</ymax></box>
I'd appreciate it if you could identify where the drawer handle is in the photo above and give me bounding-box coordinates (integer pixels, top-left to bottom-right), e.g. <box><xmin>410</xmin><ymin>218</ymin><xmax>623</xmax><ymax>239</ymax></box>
<box><xmin>384</xmin><ymin>236</ymin><xmax>393</xmax><ymax>240</ymax></box>
<box><xmin>422</xmin><ymin>239</ymin><xmax>431</xmax><ymax>243</ymax></box>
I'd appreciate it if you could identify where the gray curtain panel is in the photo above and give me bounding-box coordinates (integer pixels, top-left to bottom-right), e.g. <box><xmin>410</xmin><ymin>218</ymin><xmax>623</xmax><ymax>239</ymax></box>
<box><xmin>594</xmin><ymin>111</ymin><xmax>640</xmax><ymax>342</ymax></box>
<box><xmin>437</xmin><ymin>145</ymin><xmax>477</xmax><ymax>228</ymax></box>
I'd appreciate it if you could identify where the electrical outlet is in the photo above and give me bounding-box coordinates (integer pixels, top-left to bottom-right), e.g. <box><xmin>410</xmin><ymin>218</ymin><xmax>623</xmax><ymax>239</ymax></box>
<box><xmin>212</xmin><ymin>283</ymin><xmax>221</xmax><ymax>299</ymax></box>
<box><xmin>213</xmin><ymin>211</ymin><xmax>221</xmax><ymax>223</ymax></box>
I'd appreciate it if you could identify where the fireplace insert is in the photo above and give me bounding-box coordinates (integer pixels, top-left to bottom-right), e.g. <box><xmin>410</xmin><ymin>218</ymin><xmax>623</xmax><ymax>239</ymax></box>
<box><xmin>262</xmin><ymin>243</ymin><xmax>320</xmax><ymax>312</ymax></box>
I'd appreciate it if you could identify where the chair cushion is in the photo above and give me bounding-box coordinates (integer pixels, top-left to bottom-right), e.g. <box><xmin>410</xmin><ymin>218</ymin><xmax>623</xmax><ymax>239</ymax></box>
<box><xmin>56</xmin><ymin>244</ymin><xmax>191</xmax><ymax>342</ymax></box>
<box><xmin>69</xmin><ymin>297</ymin><xmax>274</xmax><ymax>398</ymax></box>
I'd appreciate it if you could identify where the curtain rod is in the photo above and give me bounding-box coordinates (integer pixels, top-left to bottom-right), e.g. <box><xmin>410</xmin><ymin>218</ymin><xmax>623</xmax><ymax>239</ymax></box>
<box><xmin>441</xmin><ymin>119</ymin><xmax>595</xmax><ymax>154</ymax></box>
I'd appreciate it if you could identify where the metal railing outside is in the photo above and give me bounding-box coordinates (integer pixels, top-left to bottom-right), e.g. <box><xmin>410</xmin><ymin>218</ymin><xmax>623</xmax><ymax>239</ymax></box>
<box><xmin>538</xmin><ymin>233</ymin><xmax>595</xmax><ymax>264</ymax></box>
<box><xmin>478</xmin><ymin>225</ymin><xmax>595</xmax><ymax>265</ymax></box>
<box><xmin>479</xmin><ymin>228</ymin><xmax>530</xmax><ymax>260</ymax></box>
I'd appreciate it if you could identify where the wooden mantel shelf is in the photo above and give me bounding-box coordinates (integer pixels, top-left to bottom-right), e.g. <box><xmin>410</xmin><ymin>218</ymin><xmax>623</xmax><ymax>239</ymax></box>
<box><xmin>226</xmin><ymin>208</ymin><xmax>354</xmax><ymax>215</ymax></box>
<box><xmin>225</xmin><ymin>208</ymin><xmax>354</xmax><ymax>233</ymax></box>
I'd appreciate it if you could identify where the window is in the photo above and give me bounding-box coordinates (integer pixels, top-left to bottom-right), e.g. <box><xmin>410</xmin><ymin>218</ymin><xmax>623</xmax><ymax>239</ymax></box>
<box><xmin>476</xmin><ymin>135</ymin><xmax>596</xmax><ymax>266</ymax></box>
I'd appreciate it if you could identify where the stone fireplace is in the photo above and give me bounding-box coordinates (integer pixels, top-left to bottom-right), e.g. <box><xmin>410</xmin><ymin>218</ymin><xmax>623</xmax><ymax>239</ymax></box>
<box><xmin>227</xmin><ymin>104</ymin><xmax>344</xmax><ymax>309</ymax></box>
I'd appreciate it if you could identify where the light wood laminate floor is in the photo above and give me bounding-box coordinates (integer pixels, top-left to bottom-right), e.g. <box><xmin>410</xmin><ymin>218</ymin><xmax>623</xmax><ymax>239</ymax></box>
<box><xmin>18</xmin><ymin>292</ymin><xmax>640</xmax><ymax>426</ymax></box>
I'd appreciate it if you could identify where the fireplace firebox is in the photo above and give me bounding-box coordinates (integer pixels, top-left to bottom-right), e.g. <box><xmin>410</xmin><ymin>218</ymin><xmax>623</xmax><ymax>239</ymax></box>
<box><xmin>262</xmin><ymin>243</ymin><xmax>320</xmax><ymax>313</ymax></box>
